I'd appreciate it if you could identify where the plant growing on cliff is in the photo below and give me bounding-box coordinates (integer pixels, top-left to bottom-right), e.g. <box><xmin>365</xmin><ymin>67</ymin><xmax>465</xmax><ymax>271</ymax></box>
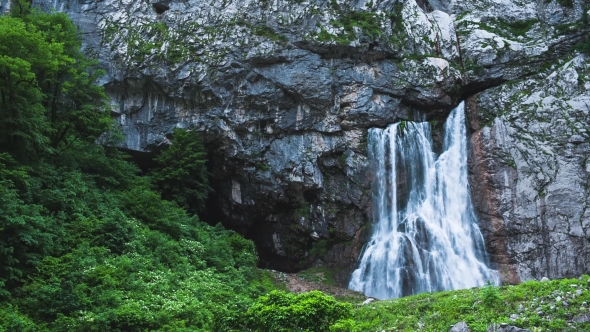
<box><xmin>386</xmin><ymin>4</ymin><xmax>405</xmax><ymax>49</ymax></box>
<box><xmin>150</xmin><ymin>128</ymin><xmax>211</xmax><ymax>214</ymax></box>
<box><xmin>332</xmin><ymin>11</ymin><xmax>382</xmax><ymax>39</ymax></box>
<box><xmin>253</xmin><ymin>25</ymin><xmax>288</xmax><ymax>43</ymax></box>
<box><xmin>312</xmin><ymin>10</ymin><xmax>384</xmax><ymax>45</ymax></box>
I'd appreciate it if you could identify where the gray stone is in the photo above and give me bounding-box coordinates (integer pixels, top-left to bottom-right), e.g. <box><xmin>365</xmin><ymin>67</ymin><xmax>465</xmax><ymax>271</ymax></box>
<box><xmin>468</xmin><ymin>53</ymin><xmax>590</xmax><ymax>284</ymax></box>
<box><xmin>571</xmin><ymin>314</ymin><xmax>590</xmax><ymax>323</ymax></box>
<box><xmin>450</xmin><ymin>321</ymin><xmax>471</xmax><ymax>332</ymax></box>
<box><xmin>487</xmin><ymin>323</ymin><xmax>531</xmax><ymax>332</ymax></box>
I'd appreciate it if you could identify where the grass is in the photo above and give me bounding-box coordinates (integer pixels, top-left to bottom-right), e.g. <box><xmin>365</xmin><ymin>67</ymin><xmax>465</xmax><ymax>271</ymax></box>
<box><xmin>349</xmin><ymin>276</ymin><xmax>590</xmax><ymax>331</ymax></box>
<box><xmin>251</xmin><ymin>269</ymin><xmax>288</xmax><ymax>294</ymax></box>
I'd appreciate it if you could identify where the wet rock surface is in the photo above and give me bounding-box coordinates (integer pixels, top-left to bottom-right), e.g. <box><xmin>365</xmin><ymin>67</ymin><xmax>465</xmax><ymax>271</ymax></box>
<box><xmin>24</xmin><ymin>0</ymin><xmax>590</xmax><ymax>284</ymax></box>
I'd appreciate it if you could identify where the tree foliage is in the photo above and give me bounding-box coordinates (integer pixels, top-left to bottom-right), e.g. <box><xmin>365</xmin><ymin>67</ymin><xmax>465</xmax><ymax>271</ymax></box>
<box><xmin>0</xmin><ymin>9</ymin><xmax>276</xmax><ymax>331</ymax></box>
<box><xmin>0</xmin><ymin>15</ymin><xmax>51</xmax><ymax>157</ymax></box>
<box><xmin>0</xmin><ymin>10</ymin><xmax>109</xmax><ymax>160</ymax></box>
<box><xmin>151</xmin><ymin>128</ymin><xmax>211</xmax><ymax>213</ymax></box>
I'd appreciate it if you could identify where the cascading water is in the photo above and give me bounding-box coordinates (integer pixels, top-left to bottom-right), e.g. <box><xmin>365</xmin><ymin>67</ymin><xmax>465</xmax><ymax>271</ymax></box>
<box><xmin>349</xmin><ymin>102</ymin><xmax>499</xmax><ymax>299</ymax></box>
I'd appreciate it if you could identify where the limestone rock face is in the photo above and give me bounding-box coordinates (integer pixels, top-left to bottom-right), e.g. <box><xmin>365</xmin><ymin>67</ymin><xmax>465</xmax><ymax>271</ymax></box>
<box><xmin>468</xmin><ymin>54</ymin><xmax>590</xmax><ymax>283</ymax></box>
<box><xmin>27</xmin><ymin>0</ymin><xmax>590</xmax><ymax>285</ymax></box>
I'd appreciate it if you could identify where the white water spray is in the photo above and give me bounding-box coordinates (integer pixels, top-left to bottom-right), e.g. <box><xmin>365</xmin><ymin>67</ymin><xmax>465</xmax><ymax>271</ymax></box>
<box><xmin>349</xmin><ymin>102</ymin><xmax>499</xmax><ymax>299</ymax></box>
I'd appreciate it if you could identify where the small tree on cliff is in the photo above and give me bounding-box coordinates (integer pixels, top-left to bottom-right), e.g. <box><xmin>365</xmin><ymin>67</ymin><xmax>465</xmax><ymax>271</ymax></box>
<box><xmin>150</xmin><ymin>128</ymin><xmax>211</xmax><ymax>214</ymax></box>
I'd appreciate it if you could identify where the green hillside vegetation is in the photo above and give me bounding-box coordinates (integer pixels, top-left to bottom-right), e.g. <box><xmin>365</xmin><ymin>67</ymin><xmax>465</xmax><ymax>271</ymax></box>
<box><xmin>350</xmin><ymin>276</ymin><xmax>590</xmax><ymax>331</ymax></box>
<box><xmin>0</xmin><ymin>5</ymin><xmax>280</xmax><ymax>331</ymax></box>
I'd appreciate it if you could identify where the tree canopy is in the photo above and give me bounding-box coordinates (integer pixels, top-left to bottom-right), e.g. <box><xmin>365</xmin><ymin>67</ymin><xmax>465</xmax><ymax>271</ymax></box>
<box><xmin>0</xmin><ymin>9</ymin><xmax>271</xmax><ymax>331</ymax></box>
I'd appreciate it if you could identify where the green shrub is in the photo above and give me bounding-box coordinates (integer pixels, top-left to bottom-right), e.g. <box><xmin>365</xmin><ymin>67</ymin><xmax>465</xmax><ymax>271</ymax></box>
<box><xmin>351</xmin><ymin>276</ymin><xmax>590</xmax><ymax>332</ymax></box>
<box><xmin>240</xmin><ymin>290</ymin><xmax>352</xmax><ymax>332</ymax></box>
<box><xmin>0</xmin><ymin>304</ymin><xmax>36</xmax><ymax>332</ymax></box>
<box><xmin>480</xmin><ymin>282</ymin><xmax>501</xmax><ymax>306</ymax></box>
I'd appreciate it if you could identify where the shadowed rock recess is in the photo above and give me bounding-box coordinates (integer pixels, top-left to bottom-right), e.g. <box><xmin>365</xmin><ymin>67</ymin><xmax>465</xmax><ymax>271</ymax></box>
<box><xmin>23</xmin><ymin>0</ymin><xmax>590</xmax><ymax>285</ymax></box>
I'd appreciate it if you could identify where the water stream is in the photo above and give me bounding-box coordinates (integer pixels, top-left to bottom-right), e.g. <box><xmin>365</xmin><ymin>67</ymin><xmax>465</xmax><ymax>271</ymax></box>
<box><xmin>349</xmin><ymin>102</ymin><xmax>499</xmax><ymax>299</ymax></box>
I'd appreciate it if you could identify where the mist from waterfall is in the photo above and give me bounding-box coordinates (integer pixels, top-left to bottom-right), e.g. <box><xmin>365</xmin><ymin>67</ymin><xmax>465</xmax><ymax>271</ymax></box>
<box><xmin>349</xmin><ymin>102</ymin><xmax>499</xmax><ymax>300</ymax></box>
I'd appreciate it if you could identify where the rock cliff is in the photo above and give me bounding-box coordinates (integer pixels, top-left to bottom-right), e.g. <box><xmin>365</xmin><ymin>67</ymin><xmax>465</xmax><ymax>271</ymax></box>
<box><xmin>19</xmin><ymin>0</ymin><xmax>589</xmax><ymax>285</ymax></box>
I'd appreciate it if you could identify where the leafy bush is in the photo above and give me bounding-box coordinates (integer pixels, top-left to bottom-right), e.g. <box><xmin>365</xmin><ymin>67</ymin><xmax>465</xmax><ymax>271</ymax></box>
<box><xmin>0</xmin><ymin>304</ymin><xmax>36</xmax><ymax>332</ymax></box>
<box><xmin>480</xmin><ymin>282</ymin><xmax>501</xmax><ymax>306</ymax></box>
<box><xmin>238</xmin><ymin>290</ymin><xmax>352</xmax><ymax>332</ymax></box>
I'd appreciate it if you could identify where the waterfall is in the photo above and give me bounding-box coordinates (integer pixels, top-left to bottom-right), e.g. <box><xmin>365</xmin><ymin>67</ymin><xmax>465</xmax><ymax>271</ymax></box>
<box><xmin>349</xmin><ymin>102</ymin><xmax>499</xmax><ymax>300</ymax></box>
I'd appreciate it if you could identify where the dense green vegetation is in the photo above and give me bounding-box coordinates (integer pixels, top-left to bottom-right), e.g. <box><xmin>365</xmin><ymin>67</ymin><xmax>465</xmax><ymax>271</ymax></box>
<box><xmin>150</xmin><ymin>128</ymin><xmax>211</xmax><ymax>214</ymax></box>
<box><xmin>0</xmin><ymin>6</ymin><xmax>278</xmax><ymax>331</ymax></box>
<box><xmin>235</xmin><ymin>290</ymin><xmax>352</xmax><ymax>332</ymax></box>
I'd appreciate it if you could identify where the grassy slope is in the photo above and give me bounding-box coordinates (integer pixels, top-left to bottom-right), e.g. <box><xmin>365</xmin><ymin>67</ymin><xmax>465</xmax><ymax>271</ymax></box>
<box><xmin>350</xmin><ymin>276</ymin><xmax>590</xmax><ymax>331</ymax></box>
